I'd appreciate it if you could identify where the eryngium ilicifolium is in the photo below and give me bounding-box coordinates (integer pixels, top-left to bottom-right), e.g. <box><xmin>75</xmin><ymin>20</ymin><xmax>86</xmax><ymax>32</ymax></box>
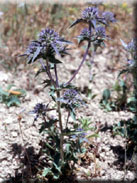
<box><xmin>80</xmin><ymin>28</ymin><xmax>91</xmax><ymax>38</ymax></box>
<box><xmin>95</xmin><ymin>26</ymin><xmax>106</xmax><ymax>38</ymax></box>
<box><xmin>20</xmin><ymin>28</ymin><xmax>71</xmax><ymax>64</ymax></box>
<box><xmin>70</xmin><ymin>6</ymin><xmax>116</xmax><ymax>28</ymax></box>
<box><xmin>58</xmin><ymin>89</ymin><xmax>84</xmax><ymax>109</ymax></box>
<box><xmin>102</xmin><ymin>11</ymin><xmax>116</xmax><ymax>24</ymax></box>
<box><xmin>121</xmin><ymin>39</ymin><xmax>137</xmax><ymax>60</ymax></box>
<box><xmin>77</xmin><ymin>28</ymin><xmax>92</xmax><ymax>44</ymax></box>
<box><xmin>32</xmin><ymin>103</ymin><xmax>47</xmax><ymax>121</ymax></box>
<box><xmin>82</xmin><ymin>7</ymin><xmax>99</xmax><ymax>23</ymax></box>
<box><xmin>71</xmin><ymin>128</ymin><xmax>89</xmax><ymax>143</ymax></box>
<box><xmin>78</xmin><ymin>26</ymin><xmax>106</xmax><ymax>45</ymax></box>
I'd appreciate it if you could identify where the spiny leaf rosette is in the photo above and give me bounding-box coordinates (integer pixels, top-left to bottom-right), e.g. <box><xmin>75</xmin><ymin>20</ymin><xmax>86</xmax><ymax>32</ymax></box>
<box><xmin>20</xmin><ymin>28</ymin><xmax>71</xmax><ymax>64</ymax></box>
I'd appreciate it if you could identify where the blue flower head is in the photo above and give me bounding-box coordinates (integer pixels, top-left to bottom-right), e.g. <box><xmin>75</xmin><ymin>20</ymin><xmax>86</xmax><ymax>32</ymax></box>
<box><xmin>82</xmin><ymin>7</ymin><xmax>99</xmax><ymax>21</ymax></box>
<box><xmin>58</xmin><ymin>89</ymin><xmax>84</xmax><ymax>109</ymax></box>
<box><xmin>20</xmin><ymin>28</ymin><xmax>71</xmax><ymax>64</ymax></box>
<box><xmin>32</xmin><ymin>103</ymin><xmax>47</xmax><ymax>121</ymax></box>
<box><xmin>96</xmin><ymin>26</ymin><xmax>106</xmax><ymax>38</ymax></box>
<box><xmin>70</xmin><ymin>6</ymin><xmax>116</xmax><ymax>29</ymax></box>
<box><xmin>121</xmin><ymin>39</ymin><xmax>137</xmax><ymax>56</ymax></box>
<box><xmin>102</xmin><ymin>11</ymin><xmax>116</xmax><ymax>24</ymax></box>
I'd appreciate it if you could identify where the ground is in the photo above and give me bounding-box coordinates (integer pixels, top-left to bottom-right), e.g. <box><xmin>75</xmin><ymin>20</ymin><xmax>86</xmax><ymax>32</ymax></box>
<box><xmin>0</xmin><ymin>2</ymin><xmax>136</xmax><ymax>183</ymax></box>
<box><xmin>0</xmin><ymin>47</ymin><xmax>136</xmax><ymax>182</ymax></box>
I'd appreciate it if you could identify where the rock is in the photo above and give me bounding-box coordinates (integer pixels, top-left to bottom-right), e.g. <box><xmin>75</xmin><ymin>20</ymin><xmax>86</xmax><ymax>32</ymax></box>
<box><xmin>11</xmin><ymin>131</ymin><xmax>18</xmax><ymax>137</ymax></box>
<box><xmin>99</xmin><ymin>152</ymin><xmax>106</xmax><ymax>160</ymax></box>
<box><xmin>0</xmin><ymin>142</ymin><xmax>7</xmax><ymax>149</ymax></box>
<box><xmin>0</xmin><ymin>71</ymin><xmax>10</xmax><ymax>81</ymax></box>
<box><xmin>100</xmin><ymin>169</ymin><xmax>106</xmax><ymax>176</ymax></box>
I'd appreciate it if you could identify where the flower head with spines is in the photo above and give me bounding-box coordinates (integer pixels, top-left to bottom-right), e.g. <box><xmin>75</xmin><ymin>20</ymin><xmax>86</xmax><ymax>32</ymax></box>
<box><xmin>70</xmin><ymin>6</ymin><xmax>116</xmax><ymax>29</ymax></box>
<box><xmin>95</xmin><ymin>26</ymin><xmax>106</xmax><ymax>38</ymax></box>
<box><xmin>58</xmin><ymin>89</ymin><xmax>84</xmax><ymax>110</ymax></box>
<box><xmin>102</xmin><ymin>11</ymin><xmax>116</xmax><ymax>24</ymax></box>
<box><xmin>81</xmin><ymin>7</ymin><xmax>99</xmax><ymax>26</ymax></box>
<box><xmin>32</xmin><ymin>103</ymin><xmax>47</xmax><ymax>121</ymax></box>
<box><xmin>20</xmin><ymin>28</ymin><xmax>71</xmax><ymax>64</ymax></box>
<box><xmin>121</xmin><ymin>38</ymin><xmax>137</xmax><ymax>60</ymax></box>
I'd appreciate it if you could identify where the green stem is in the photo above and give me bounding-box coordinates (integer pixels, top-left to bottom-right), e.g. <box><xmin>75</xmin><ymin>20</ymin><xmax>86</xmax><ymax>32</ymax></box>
<box><xmin>133</xmin><ymin>72</ymin><xmax>137</xmax><ymax>120</ymax></box>
<box><xmin>46</xmin><ymin>59</ymin><xmax>56</xmax><ymax>87</ymax></box>
<box><xmin>54</xmin><ymin>64</ymin><xmax>59</xmax><ymax>87</ymax></box>
<box><xmin>57</xmin><ymin>90</ymin><xmax>64</xmax><ymax>161</ymax></box>
<box><xmin>66</xmin><ymin>110</ymin><xmax>70</xmax><ymax>129</ymax></box>
<box><xmin>65</xmin><ymin>23</ymin><xmax>91</xmax><ymax>86</ymax></box>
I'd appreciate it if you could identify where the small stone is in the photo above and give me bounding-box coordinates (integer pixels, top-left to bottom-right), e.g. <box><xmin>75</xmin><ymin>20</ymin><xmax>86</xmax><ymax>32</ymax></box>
<box><xmin>100</xmin><ymin>152</ymin><xmax>106</xmax><ymax>160</ymax></box>
<box><xmin>0</xmin><ymin>142</ymin><xmax>7</xmax><ymax>149</ymax></box>
<box><xmin>106</xmin><ymin>152</ymin><xmax>110</xmax><ymax>156</ymax></box>
<box><xmin>1</xmin><ymin>160</ymin><xmax>8</xmax><ymax>166</ymax></box>
<box><xmin>11</xmin><ymin>131</ymin><xmax>18</xmax><ymax>137</ymax></box>
<box><xmin>105</xmin><ymin>147</ymin><xmax>110</xmax><ymax>152</ymax></box>
<box><xmin>0</xmin><ymin>152</ymin><xmax>7</xmax><ymax>160</ymax></box>
<box><xmin>100</xmin><ymin>170</ymin><xmax>106</xmax><ymax>176</ymax></box>
<box><xmin>0</xmin><ymin>71</ymin><xmax>10</xmax><ymax>81</ymax></box>
<box><xmin>5</xmin><ymin>117</ymin><xmax>13</xmax><ymax>124</ymax></box>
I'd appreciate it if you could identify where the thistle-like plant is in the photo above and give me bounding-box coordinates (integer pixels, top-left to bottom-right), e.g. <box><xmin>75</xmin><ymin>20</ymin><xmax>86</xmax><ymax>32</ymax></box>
<box><xmin>20</xmin><ymin>6</ymin><xmax>116</xmax><ymax>181</ymax></box>
<box><xmin>66</xmin><ymin>6</ymin><xmax>116</xmax><ymax>85</ymax></box>
<box><xmin>21</xmin><ymin>27</ymin><xmax>85</xmax><ymax>180</ymax></box>
<box><xmin>100</xmin><ymin>79</ymin><xmax>129</xmax><ymax>112</ymax></box>
<box><xmin>113</xmin><ymin>39</ymin><xmax>137</xmax><ymax>150</ymax></box>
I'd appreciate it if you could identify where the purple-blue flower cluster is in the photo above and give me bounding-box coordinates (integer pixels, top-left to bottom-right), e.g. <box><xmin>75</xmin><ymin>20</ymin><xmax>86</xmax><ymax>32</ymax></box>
<box><xmin>58</xmin><ymin>89</ymin><xmax>84</xmax><ymax>109</ymax></box>
<box><xmin>70</xmin><ymin>6</ymin><xmax>116</xmax><ymax>29</ymax></box>
<box><xmin>70</xmin><ymin>7</ymin><xmax>115</xmax><ymax>48</ymax></box>
<box><xmin>32</xmin><ymin>103</ymin><xmax>47</xmax><ymax>121</ymax></box>
<box><xmin>78</xmin><ymin>25</ymin><xmax>106</xmax><ymax>46</ymax></box>
<box><xmin>96</xmin><ymin>26</ymin><xmax>106</xmax><ymax>38</ymax></box>
<box><xmin>21</xmin><ymin>28</ymin><xmax>70</xmax><ymax>64</ymax></box>
<box><xmin>102</xmin><ymin>11</ymin><xmax>116</xmax><ymax>24</ymax></box>
<box><xmin>82</xmin><ymin>7</ymin><xmax>100</xmax><ymax>27</ymax></box>
<box><xmin>121</xmin><ymin>38</ymin><xmax>137</xmax><ymax>61</ymax></box>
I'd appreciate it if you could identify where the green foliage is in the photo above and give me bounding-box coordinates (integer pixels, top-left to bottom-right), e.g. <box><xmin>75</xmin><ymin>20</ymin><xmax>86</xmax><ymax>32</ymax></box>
<box><xmin>113</xmin><ymin>118</ymin><xmax>137</xmax><ymax>147</ymax></box>
<box><xmin>100</xmin><ymin>88</ymin><xmax>113</xmax><ymax>111</ymax></box>
<box><xmin>78</xmin><ymin>117</ymin><xmax>99</xmax><ymax>138</ymax></box>
<box><xmin>112</xmin><ymin>38</ymin><xmax>137</xmax><ymax>151</ymax></box>
<box><xmin>127</xmin><ymin>96</ymin><xmax>137</xmax><ymax>113</ymax></box>
<box><xmin>0</xmin><ymin>84</ymin><xmax>26</xmax><ymax>107</ymax></box>
<box><xmin>21</xmin><ymin>4</ymin><xmax>115</xmax><ymax>181</ymax></box>
<box><xmin>39</xmin><ymin>125</ymin><xmax>83</xmax><ymax>180</ymax></box>
<box><xmin>100</xmin><ymin>80</ymin><xmax>129</xmax><ymax>111</ymax></box>
<box><xmin>35</xmin><ymin>107</ymin><xmax>98</xmax><ymax>181</ymax></box>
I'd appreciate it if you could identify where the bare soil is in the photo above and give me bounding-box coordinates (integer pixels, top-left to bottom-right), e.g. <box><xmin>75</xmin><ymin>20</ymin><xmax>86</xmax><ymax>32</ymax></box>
<box><xmin>0</xmin><ymin>47</ymin><xmax>136</xmax><ymax>182</ymax></box>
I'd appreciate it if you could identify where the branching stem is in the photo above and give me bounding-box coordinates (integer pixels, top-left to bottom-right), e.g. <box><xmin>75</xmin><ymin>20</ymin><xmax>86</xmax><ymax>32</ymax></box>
<box><xmin>66</xmin><ymin>110</ymin><xmax>70</xmax><ymax>129</ymax></box>
<box><xmin>65</xmin><ymin>41</ymin><xmax>90</xmax><ymax>86</ymax></box>
<box><xmin>54</xmin><ymin>64</ymin><xmax>59</xmax><ymax>87</ymax></box>
<box><xmin>66</xmin><ymin>23</ymin><xmax>92</xmax><ymax>86</ymax></box>
<box><xmin>39</xmin><ymin>59</ymin><xmax>56</xmax><ymax>87</ymax></box>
